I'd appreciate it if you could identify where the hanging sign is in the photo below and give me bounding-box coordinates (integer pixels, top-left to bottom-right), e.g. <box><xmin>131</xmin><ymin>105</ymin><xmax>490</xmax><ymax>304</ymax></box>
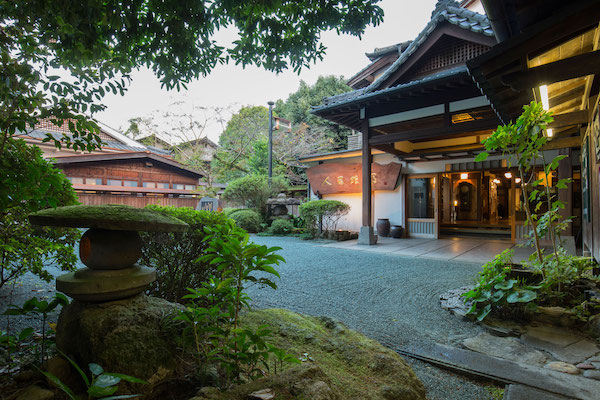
<box><xmin>306</xmin><ymin>162</ymin><xmax>402</xmax><ymax>195</ymax></box>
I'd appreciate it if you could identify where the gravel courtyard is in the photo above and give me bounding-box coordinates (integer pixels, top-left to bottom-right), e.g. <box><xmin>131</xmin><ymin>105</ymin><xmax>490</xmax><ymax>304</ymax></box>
<box><xmin>247</xmin><ymin>236</ymin><xmax>497</xmax><ymax>400</ymax></box>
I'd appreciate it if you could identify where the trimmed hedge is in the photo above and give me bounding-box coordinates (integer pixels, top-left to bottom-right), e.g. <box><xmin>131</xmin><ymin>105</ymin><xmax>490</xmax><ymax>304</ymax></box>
<box><xmin>269</xmin><ymin>219</ymin><xmax>294</xmax><ymax>235</ymax></box>
<box><xmin>299</xmin><ymin>200</ymin><xmax>350</xmax><ymax>237</ymax></box>
<box><xmin>230</xmin><ymin>209</ymin><xmax>262</xmax><ymax>233</ymax></box>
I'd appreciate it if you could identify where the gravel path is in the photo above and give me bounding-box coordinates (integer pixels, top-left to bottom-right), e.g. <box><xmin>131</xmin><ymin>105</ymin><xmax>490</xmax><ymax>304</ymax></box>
<box><xmin>247</xmin><ymin>236</ymin><xmax>495</xmax><ymax>400</ymax></box>
<box><xmin>1</xmin><ymin>236</ymin><xmax>497</xmax><ymax>399</ymax></box>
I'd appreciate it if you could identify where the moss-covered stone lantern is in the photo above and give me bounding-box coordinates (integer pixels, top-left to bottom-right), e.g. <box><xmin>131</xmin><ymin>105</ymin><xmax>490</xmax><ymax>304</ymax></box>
<box><xmin>28</xmin><ymin>204</ymin><xmax>188</xmax><ymax>302</ymax></box>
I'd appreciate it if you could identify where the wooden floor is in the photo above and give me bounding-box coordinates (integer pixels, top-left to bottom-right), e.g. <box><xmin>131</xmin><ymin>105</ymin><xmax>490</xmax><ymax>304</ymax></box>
<box><xmin>320</xmin><ymin>236</ymin><xmax>575</xmax><ymax>264</ymax></box>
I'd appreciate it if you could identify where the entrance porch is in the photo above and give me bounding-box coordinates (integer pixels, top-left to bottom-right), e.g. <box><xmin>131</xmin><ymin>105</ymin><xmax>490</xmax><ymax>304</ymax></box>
<box><xmin>320</xmin><ymin>236</ymin><xmax>576</xmax><ymax>265</ymax></box>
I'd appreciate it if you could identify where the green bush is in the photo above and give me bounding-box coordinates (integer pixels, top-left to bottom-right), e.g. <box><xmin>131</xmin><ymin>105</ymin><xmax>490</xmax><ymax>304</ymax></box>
<box><xmin>230</xmin><ymin>209</ymin><xmax>262</xmax><ymax>233</ymax></box>
<box><xmin>222</xmin><ymin>207</ymin><xmax>244</xmax><ymax>217</ymax></box>
<box><xmin>0</xmin><ymin>138</ymin><xmax>80</xmax><ymax>289</ymax></box>
<box><xmin>222</xmin><ymin>174</ymin><xmax>287</xmax><ymax>219</ymax></box>
<box><xmin>140</xmin><ymin>205</ymin><xmax>244</xmax><ymax>303</ymax></box>
<box><xmin>270</xmin><ymin>219</ymin><xmax>294</xmax><ymax>235</ymax></box>
<box><xmin>299</xmin><ymin>199</ymin><xmax>350</xmax><ymax>237</ymax></box>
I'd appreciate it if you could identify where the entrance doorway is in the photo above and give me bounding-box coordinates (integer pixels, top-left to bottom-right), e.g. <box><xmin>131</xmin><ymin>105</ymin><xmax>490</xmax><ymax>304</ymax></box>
<box><xmin>439</xmin><ymin>170</ymin><xmax>513</xmax><ymax>238</ymax></box>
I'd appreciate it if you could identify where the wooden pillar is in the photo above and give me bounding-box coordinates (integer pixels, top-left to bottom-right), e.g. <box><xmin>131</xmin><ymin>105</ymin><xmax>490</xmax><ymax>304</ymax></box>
<box><xmin>361</xmin><ymin>118</ymin><xmax>372</xmax><ymax>227</ymax></box>
<box><xmin>558</xmin><ymin>148</ymin><xmax>573</xmax><ymax>236</ymax></box>
<box><xmin>358</xmin><ymin>110</ymin><xmax>376</xmax><ymax>245</ymax></box>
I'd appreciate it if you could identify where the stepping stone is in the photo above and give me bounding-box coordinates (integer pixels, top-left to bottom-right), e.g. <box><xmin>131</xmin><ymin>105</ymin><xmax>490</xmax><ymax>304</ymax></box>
<box><xmin>462</xmin><ymin>333</ymin><xmax>547</xmax><ymax>366</ymax></box>
<box><xmin>576</xmin><ymin>363</ymin><xmax>595</xmax><ymax>369</ymax></box>
<box><xmin>521</xmin><ymin>325</ymin><xmax>599</xmax><ymax>364</ymax></box>
<box><xmin>544</xmin><ymin>361</ymin><xmax>580</xmax><ymax>374</ymax></box>
<box><xmin>504</xmin><ymin>384</ymin><xmax>571</xmax><ymax>400</ymax></box>
<box><xmin>583</xmin><ymin>370</ymin><xmax>600</xmax><ymax>380</ymax></box>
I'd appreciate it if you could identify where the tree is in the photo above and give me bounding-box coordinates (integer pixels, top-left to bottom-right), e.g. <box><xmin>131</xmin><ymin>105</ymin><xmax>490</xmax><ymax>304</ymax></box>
<box><xmin>212</xmin><ymin>106</ymin><xmax>271</xmax><ymax>182</ymax></box>
<box><xmin>212</xmin><ymin>106</ymin><xmax>331</xmax><ymax>184</ymax></box>
<box><xmin>275</xmin><ymin>76</ymin><xmax>353</xmax><ymax>150</ymax></box>
<box><xmin>0</xmin><ymin>139</ymin><xmax>80</xmax><ymax>289</ymax></box>
<box><xmin>125</xmin><ymin>101</ymin><xmax>231</xmax><ymax>187</ymax></box>
<box><xmin>223</xmin><ymin>175</ymin><xmax>287</xmax><ymax>220</ymax></box>
<box><xmin>1</xmin><ymin>1</ymin><xmax>383</xmax><ymax>158</ymax></box>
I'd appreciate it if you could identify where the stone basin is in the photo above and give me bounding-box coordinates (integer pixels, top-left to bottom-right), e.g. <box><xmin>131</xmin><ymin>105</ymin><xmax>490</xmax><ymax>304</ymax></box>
<box><xmin>28</xmin><ymin>204</ymin><xmax>188</xmax><ymax>301</ymax></box>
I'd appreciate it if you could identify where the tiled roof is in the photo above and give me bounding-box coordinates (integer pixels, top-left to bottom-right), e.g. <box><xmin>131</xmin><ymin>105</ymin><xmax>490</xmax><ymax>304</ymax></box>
<box><xmin>365</xmin><ymin>41</ymin><xmax>412</xmax><ymax>61</ymax></box>
<box><xmin>21</xmin><ymin>129</ymin><xmax>172</xmax><ymax>156</ymax></box>
<box><xmin>366</xmin><ymin>0</ymin><xmax>493</xmax><ymax>93</ymax></box>
<box><xmin>314</xmin><ymin>66</ymin><xmax>469</xmax><ymax>112</ymax></box>
<box><xmin>314</xmin><ymin>1</ymin><xmax>493</xmax><ymax>115</ymax></box>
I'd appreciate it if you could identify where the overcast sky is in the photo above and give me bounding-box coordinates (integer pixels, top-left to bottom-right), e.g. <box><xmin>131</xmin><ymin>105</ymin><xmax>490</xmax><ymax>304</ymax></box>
<box><xmin>96</xmin><ymin>0</ymin><xmax>439</xmax><ymax>142</ymax></box>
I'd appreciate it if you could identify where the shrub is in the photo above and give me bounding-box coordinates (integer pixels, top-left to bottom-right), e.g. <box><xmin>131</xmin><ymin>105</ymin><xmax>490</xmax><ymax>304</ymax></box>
<box><xmin>140</xmin><ymin>205</ymin><xmax>244</xmax><ymax>303</ymax></box>
<box><xmin>299</xmin><ymin>200</ymin><xmax>350</xmax><ymax>237</ymax></box>
<box><xmin>222</xmin><ymin>207</ymin><xmax>244</xmax><ymax>217</ymax></box>
<box><xmin>0</xmin><ymin>138</ymin><xmax>80</xmax><ymax>289</ymax></box>
<box><xmin>222</xmin><ymin>174</ymin><xmax>287</xmax><ymax>218</ymax></box>
<box><xmin>270</xmin><ymin>219</ymin><xmax>294</xmax><ymax>235</ymax></box>
<box><xmin>463</xmin><ymin>250</ymin><xmax>539</xmax><ymax>321</ymax></box>
<box><xmin>230</xmin><ymin>209</ymin><xmax>262</xmax><ymax>233</ymax></box>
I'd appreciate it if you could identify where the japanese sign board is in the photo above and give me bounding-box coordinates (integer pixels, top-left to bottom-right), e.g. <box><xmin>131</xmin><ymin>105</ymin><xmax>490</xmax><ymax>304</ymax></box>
<box><xmin>306</xmin><ymin>162</ymin><xmax>402</xmax><ymax>195</ymax></box>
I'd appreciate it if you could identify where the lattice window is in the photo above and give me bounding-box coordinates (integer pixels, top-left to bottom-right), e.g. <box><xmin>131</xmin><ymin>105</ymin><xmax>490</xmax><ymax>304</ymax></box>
<box><xmin>399</xmin><ymin>36</ymin><xmax>490</xmax><ymax>83</ymax></box>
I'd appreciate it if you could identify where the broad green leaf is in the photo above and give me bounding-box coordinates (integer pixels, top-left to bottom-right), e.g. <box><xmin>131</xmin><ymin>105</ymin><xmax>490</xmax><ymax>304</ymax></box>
<box><xmin>493</xmin><ymin>279</ymin><xmax>518</xmax><ymax>290</ymax></box>
<box><xmin>474</xmin><ymin>152</ymin><xmax>489</xmax><ymax>162</ymax></box>
<box><xmin>88</xmin><ymin>384</ymin><xmax>118</xmax><ymax>397</ymax></box>
<box><xmin>476</xmin><ymin>304</ymin><xmax>492</xmax><ymax>321</ymax></box>
<box><xmin>490</xmin><ymin>290</ymin><xmax>505</xmax><ymax>302</ymax></box>
<box><xmin>104</xmin><ymin>373</ymin><xmax>147</xmax><ymax>384</ymax></box>
<box><xmin>39</xmin><ymin>370</ymin><xmax>78</xmax><ymax>400</ymax></box>
<box><xmin>506</xmin><ymin>290</ymin><xmax>537</xmax><ymax>303</ymax></box>
<box><xmin>89</xmin><ymin>363</ymin><xmax>104</xmax><ymax>376</ymax></box>
<box><xmin>93</xmin><ymin>374</ymin><xmax>121</xmax><ymax>388</ymax></box>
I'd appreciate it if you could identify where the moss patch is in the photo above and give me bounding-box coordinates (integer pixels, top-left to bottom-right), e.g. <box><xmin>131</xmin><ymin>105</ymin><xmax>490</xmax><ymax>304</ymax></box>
<box><xmin>28</xmin><ymin>204</ymin><xmax>188</xmax><ymax>232</ymax></box>
<box><xmin>194</xmin><ymin>308</ymin><xmax>426</xmax><ymax>400</ymax></box>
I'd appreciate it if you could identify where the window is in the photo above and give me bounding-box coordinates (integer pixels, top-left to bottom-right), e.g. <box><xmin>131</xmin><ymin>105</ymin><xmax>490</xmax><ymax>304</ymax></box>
<box><xmin>85</xmin><ymin>178</ymin><xmax>102</xmax><ymax>185</ymax></box>
<box><xmin>144</xmin><ymin>182</ymin><xmax>169</xmax><ymax>189</ymax></box>
<box><xmin>123</xmin><ymin>180</ymin><xmax>138</xmax><ymax>187</ymax></box>
<box><xmin>408</xmin><ymin>177</ymin><xmax>435</xmax><ymax>219</ymax></box>
<box><xmin>107</xmin><ymin>179</ymin><xmax>122</xmax><ymax>186</ymax></box>
<box><xmin>173</xmin><ymin>184</ymin><xmax>185</xmax><ymax>190</ymax></box>
<box><xmin>67</xmin><ymin>177</ymin><xmax>84</xmax><ymax>184</ymax></box>
<box><xmin>184</xmin><ymin>184</ymin><xmax>196</xmax><ymax>190</ymax></box>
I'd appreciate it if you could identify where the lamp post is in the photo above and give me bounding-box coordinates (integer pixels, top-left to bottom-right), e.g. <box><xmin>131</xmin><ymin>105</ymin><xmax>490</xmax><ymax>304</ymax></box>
<box><xmin>267</xmin><ymin>101</ymin><xmax>274</xmax><ymax>187</ymax></box>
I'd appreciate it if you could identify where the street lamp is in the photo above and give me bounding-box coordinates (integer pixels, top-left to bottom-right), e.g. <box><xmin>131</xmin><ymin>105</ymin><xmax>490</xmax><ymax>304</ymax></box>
<box><xmin>267</xmin><ymin>101</ymin><xmax>274</xmax><ymax>187</ymax></box>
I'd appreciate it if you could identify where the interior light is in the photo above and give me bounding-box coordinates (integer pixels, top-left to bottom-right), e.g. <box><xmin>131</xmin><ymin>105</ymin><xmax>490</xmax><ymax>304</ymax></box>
<box><xmin>515</xmin><ymin>178</ymin><xmax>521</xmax><ymax>184</ymax></box>
<box><xmin>504</xmin><ymin>172</ymin><xmax>512</xmax><ymax>179</ymax></box>
<box><xmin>540</xmin><ymin>85</ymin><xmax>550</xmax><ymax>111</ymax></box>
<box><xmin>460</xmin><ymin>173</ymin><xmax>469</xmax><ymax>180</ymax></box>
<box><xmin>493</xmin><ymin>178</ymin><xmax>501</xmax><ymax>184</ymax></box>
<box><xmin>453</xmin><ymin>200</ymin><xmax>458</xmax><ymax>206</ymax></box>
<box><xmin>547</xmin><ymin>128</ymin><xmax>553</xmax><ymax>137</ymax></box>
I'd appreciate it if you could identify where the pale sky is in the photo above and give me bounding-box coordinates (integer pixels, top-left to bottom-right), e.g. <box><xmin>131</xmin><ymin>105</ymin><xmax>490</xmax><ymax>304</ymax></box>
<box><xmin>96</xmin><ymin>0</ymin><xmax>439</xmax><ymax>143</ymax></box>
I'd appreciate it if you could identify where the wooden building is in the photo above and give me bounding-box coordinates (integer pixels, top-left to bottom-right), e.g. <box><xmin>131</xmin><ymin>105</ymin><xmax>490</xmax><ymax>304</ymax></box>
<box><xmin>303</xmin><ymin>0</ymin><xmax>587</xmax><ymax>247</ymax></box>
<box><xmin>17</xmin><ymin>119</ymin><xmax>217</xmax><ymax>208</ymax></box>
<box><xmin>466</xmin><ymin>0</ymin><xmax>600</xmax><ymax>260</ymax></box>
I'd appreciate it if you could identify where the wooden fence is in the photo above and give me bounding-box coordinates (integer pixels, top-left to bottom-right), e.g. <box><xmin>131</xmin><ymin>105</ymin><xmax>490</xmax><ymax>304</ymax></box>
<box><xmin>76</xmin><ymin>193</ymin><xmax>199</xmax><ymax>209</ymax></box>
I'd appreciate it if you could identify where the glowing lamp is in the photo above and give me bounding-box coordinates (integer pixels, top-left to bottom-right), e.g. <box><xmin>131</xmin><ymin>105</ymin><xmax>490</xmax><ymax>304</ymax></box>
<box><xmin>515</xmin><ymin>178</ymin><xmax>521</xmax><ymax>184</ymax></box>
<box><xmin>540</xmin><ymin>85</ymin><xmax>550</xmax><ymax>110</ymax></box>
<box><xmin>504</xmin><ymin>172</ymin><xmax>512</xmax><ymax>179</ymax></box>
<box><xmin>453</xmin><ymin>200</ymin><xmax>458</xmax><ymax>206</ymax></box>
<box><xmin>547</xmin><ymin>128</ymin><xmax>553</xmax><ymax>137</ymax></box>
<box><xmin>460</xmin><ymin>173</ymin><xmax>468</xmax><ymax>180</ymax></box>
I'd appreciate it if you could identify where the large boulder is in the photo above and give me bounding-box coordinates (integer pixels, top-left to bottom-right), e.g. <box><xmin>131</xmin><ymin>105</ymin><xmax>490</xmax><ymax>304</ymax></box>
<box><xmin>192</xmin><ymin>309</ymin><xmax>426</xmax><ymax>400</ymax></box>
<box><xmin>56</xmin><ymin>294</ymin><xmax>185</xmax><ymax>382</ymax></box>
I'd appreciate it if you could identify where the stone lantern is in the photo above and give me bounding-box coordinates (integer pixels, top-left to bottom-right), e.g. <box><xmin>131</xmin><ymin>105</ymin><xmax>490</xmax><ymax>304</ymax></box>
<box><xmin>29</xmin><ymin>204</ymin><xmax>188</xmax><ymax>302</ymax></box>
<box><xmin>28</xmin><ymin>204</ymin><xmax>189</xmax><ymax>381</ymax></box>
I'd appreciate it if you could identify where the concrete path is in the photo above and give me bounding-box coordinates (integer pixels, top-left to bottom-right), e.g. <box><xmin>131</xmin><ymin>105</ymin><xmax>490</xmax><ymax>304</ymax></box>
<box><xmin>320</xmin><ymin>236</ymin><xmax>549</xmax><ymax>264</ymax></box>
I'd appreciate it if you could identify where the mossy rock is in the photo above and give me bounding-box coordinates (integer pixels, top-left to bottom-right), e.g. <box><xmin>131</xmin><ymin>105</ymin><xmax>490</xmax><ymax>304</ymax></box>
<box><xmin>29</xmin><ymin>204</ymin><xmax>188</xmax><ymax>232</ymax></box>
<box><xmin>56</xmin><ymin>294</ymin><xmax>186</xmax><ymax>385</ymax></box>
<box><xmin>193</xmin><ymin>309</ymin><xmax>426</xmax><ymax>400</ymax></box>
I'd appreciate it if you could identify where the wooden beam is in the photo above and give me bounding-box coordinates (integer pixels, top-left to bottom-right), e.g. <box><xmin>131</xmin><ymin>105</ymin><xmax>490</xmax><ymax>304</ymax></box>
<box><xmin>368</xmin><ymin>118</ymin><xmax>499</xmax><ymax>146</ymax></box>
<box><xmin>501</xmin><ymin>50</ymin><xmax>600</xmax><ymax>90</ymax></box>
<box><xmin>372</xmin><ymin>144</ymin><xmax>406</xmax><ymax>157</ymax></box>
<box><xmin>542</xmin><ymin>135</ymin><xmax>581</xmax><ymax>150</ymax></box>
<box><xmin>548</xmin><ymin>110</ymin><xmax>589</xmax><ymax>129</ymax></box>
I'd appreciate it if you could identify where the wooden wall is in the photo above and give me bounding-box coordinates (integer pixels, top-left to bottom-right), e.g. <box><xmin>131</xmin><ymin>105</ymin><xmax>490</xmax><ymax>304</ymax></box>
<box><xmin>59</xmin><ymin>159</ymin><xmax>199</xmax><ymax>187</ymax></box>
<box><xmin>76</xmin><ymin>193</ymin><xmax>199</xmax><ymax>209</ymax></box>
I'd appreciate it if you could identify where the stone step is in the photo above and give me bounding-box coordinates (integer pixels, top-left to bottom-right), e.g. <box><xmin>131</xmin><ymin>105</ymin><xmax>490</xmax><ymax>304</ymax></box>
<box><xmin>398</xmin><ymin>342</ymin><xmax>600</xmax><ymax>400</ymax></box>
<box><xmin>503</xmin><ymin>384</ymin><xmax>573</xmax><ymax>400</ymax></box>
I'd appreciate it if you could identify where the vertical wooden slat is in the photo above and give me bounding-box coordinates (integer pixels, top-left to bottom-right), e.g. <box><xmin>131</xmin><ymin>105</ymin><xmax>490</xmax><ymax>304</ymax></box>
<box><xmin>558</xmin><ymin>148</ymin><xmax>573</xmax><ymax>236</ymax></box>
